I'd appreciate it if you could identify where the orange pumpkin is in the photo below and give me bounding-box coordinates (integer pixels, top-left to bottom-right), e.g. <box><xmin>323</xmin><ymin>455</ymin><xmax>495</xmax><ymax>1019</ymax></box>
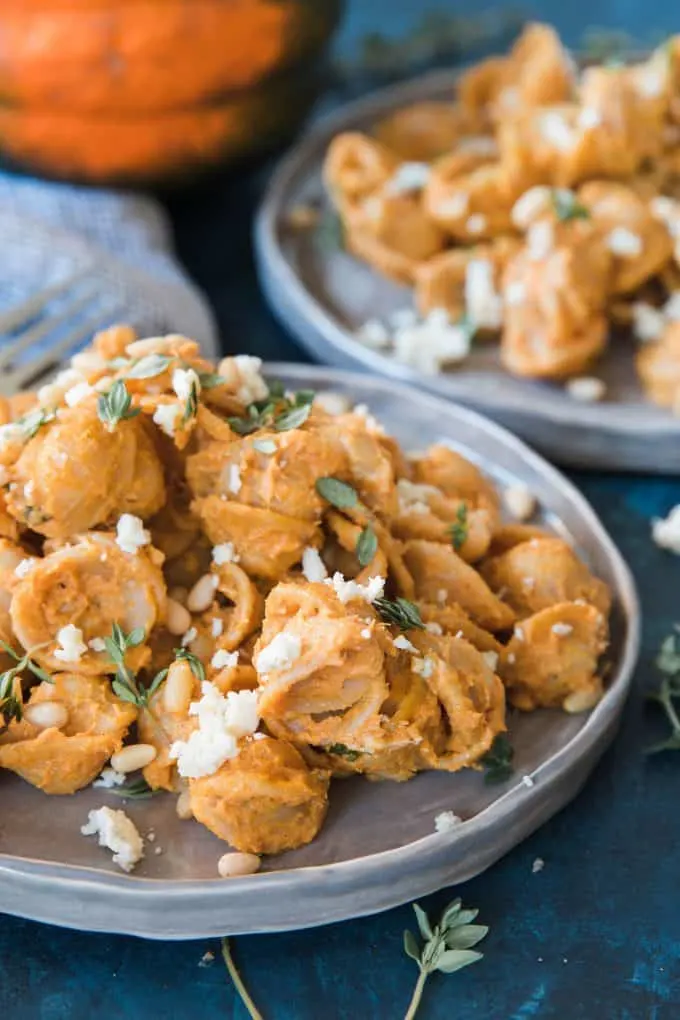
<box><xmin>0</xmin><ymin>0</ymin><xmax>343</xmax><ymax>184</ymax></box>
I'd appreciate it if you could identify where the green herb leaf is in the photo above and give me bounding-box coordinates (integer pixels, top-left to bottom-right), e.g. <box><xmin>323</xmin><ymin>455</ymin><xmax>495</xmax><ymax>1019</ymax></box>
<box><xmin>646</xmin><ymin>629</ymin><xmax>680</xmax><ymax>752</ymax></box>
<box><xmin>315</xmin><ymin>477</ymin><xmax>359</xmax><ymax>510</ymax></box>
<box><xmin>125</xmin><ymin>354</ymin><xmax>173</xmax><ymax>380</ymax></box>
<box><xmin>107</xmin><ymin>777</ymin><xmax>159</xmax><ymax>800</ymax></box>
<box><xmin>105</xmin><ymin>623</ymin><xmax>150</xmax><ymax>708</ymax></box>
<box><xmin>174</xmin><ymin>647</ymin><xmax>206</xmax><ymax>685</ymax></box>
<box><xmin>403</xmin><ymin>930</ymin><xmax>421</xmax><ymax>962</ymax></box>
<box><xmin>97</xmin><ymin>380</ymin><xmax>140</xmax><ymax>430</ymax></box>
<box><xmin>413</xmin><ymin>903</ymin><xmax>433</xmax><ymax>941</ymax></box>
<box><xmin>197</xmin><ymin>372</ymin><xmax>226</xmax><ymax>389</ymax></box>
<box><xmin>447</xmin><ymin>504</ymin><xmax>468</xmax><ymax>551</ymax></box>
<box><xmin>327</xmin><ymin>742</ymin><xmax>362</xmax><ymax>761</ymax></box>
<box><xmin>274</xmin><ymin>403</ymin><xmax>312</xmax><ymax>432</ymax></box>
<box><xmin>182</xmin><ymin>376</ymin><xmax>200</xmax><ymax>425</ymax></box>
<box><xmin>551</xmin><ymin>189</ymin><xmax>590</xmax><ymax>223</ymax></box>
<box><xmin>480</xmin><ymin>733</ymin><xmax>514</xmax><ymax>783</ymax></box>
<box><xmin>227</xmin><ymin>386</ymin><xmax>315</xmax><ymax>436</ymax></box>
<box><xmin>436</xmin><ymin>949</ymin><xmax>484</xmax><ymax>974</ymax></box>
<box><xmin>374</xmin><ymin>597</ymin><xmax>425</xmax><ymax>631</ymax></box>
<box><xmin>17</xmin><ymin>408</ymin><xmax>56</xmax><ymax>439</ymax></box>
<box><xmin>356</xmin><ymin>526</ymin><xmax>378</xmax><ymax>566</ymax></box>
<box><xmin>317</xmin><ymin>208</ymin><xmax>346</xmax><ymax>252</ymax></box>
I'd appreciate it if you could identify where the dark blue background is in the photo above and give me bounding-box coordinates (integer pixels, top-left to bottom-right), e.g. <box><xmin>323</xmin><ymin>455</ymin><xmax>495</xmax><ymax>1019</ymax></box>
<box><xmin>3</xmin><ymin>4</ymin><xmax>680</xmax><ymax>1017</ymax></box>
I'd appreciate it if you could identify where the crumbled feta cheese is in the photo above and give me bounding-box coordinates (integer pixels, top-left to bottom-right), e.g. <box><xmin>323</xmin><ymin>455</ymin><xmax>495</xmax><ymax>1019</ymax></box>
<box><xmin>93</xmin><ymin>768</ymin><xmax>126</xmax><ymax>789</ymax></box>
<box><xmin>664</xmin><ymin>292</ymin><xmax>680</xmax><ymax>321</ymax></box>
<box><xmin>397</xmin><ymin>478</ymin><xmax>440</xmax><ymax>515</ymax></box>
<box><xmin>606</xmin><ymin>227</ymin><xmax>643</xmax><ymax>258</ymax></box>
<box><xmin>385</xmin><ymin>162</ymin><xmax>431</xmax><ymax>195</ymax></box>
<box><xmin>636</xmin><ymin>65</ymin><xmax>665</xmax><ymax>98</ymax></box>
<box><xmin>505</xmin><ymin>280</ymin><xmax>526</xmax><ymax>306</ymax></box>
<box><xmin>482</xmin><ymin>651</ymin><xmax>499</xmax><ymax>671</ymax></box>
<box><xmin>227</xmin><ymin>464</ymin><xmax>242</xmax><ymax>494</ymax></box>
<box><xmin>88</xmin><ymin>637</ymin><xmax>107</xmax><ymax>653</ymax></box>
<box><xmin>578</xmin><ymin>107</ymin><xmax>602</xmax><ymax>129</ymax></box>
<box><xmin>314</xmin><ymin>392</ymin><xmax>351</xmax><ymax>416</ymax></box>
<box><xmin>0</xmin><ymin>423</ymin><xmax>24</xmax><ymax>450</ymax></box>
<box><xmin>14</xmin><ymin>558</ymin><xmax>35</xmax><ymax>579</ymax></box>
<box><xmin>212</xmin><ymin>542</ymin><xmax>239</xmax><ymax>565</ymax></box>
<box><xmin>255</xmin><ymin>632</ymin><xmax>302</xmax><ymax>673</ymax></box>
<box><xmin>566</xmin><ymin>376</ymin><xmax>606</xmax><ymax>403</ymax></box>
<box><xmin>172</xmin><ymin>367</ymin><xmax>201</xmax><ymax>404</ymax></box>
<box><xmin>539</xmin><ymin>111</ymin><xmax>574</xmax><ymax>151</ymax></box>
<box><xmin>631</xmin><ymin>302</ymin><xmax>665</xmax><ymax>342</ymax></box>
<box><xmin>302</xmin><ymin>546</ymin><xmax>328</xmax><ymax>583</ymax></box>
<box><xmin>527</xmin><ymin>221</ymin><xmax>554</xmax><ymax>261</ymax></box>
<box><xmin>394</xmin><ymin>635</ymin><xmax>417</xmax><ymax>653</ymax></box>
<box><xmin>465</xmin><ymin>259</ymin><xmax>503</xmax><ymax>330</ymax></box>
<box><xmin>81</xmin><ymin>806</ymin><xmax>144</xmax><ymax>872</ymax></box>
<box><xmin>412</xmin><ymin>655</ymin><xmax>435</xmax><ymax>679</ymax></box>
<box><xmin>181</xmin><ymin>626</ymin><xmax>198</xmax><ymax>648</ymax></box>
<box><xmin>466</xmin><ymin>214</ymin><xmax>487</xmax><ymax>235</ymax></box>
<box><xmin>532</xmin><ymin>857</ymin><xmax>545</xmax><ymax>873</ymax></box>
<box><xmin>116</xmin><ymin>513</ymin><xmax>151</xmax><ymax>555</ymax></box>
<box><xmin>211</xmin><ymin>617</ymin><xmax>224</xmax><ymax>639</ymax></box>
<box><xmin>356</xmin><ymin>319</ymin><xmax>391</xmax><ymax>349</ymax></box>
<box><xmin>522</xmin><ymin>774</ymin><xmax>535</xmax><ymax>788</ymax></box>
<box><xmin>437</xmin><ymin>193</ymin><xmax>469</xmax><ymax>218</ymax></box>
<box><xmin>64</xmin><ymin>381</ymin><xmax>94</xmax><ymax>407</ymax></box>
<box><xmin>360</xmin><ymin>627</ymin><xmax>372</xmax><ymax>639</ymax></box>
<box><xmin>425</xmin><ymin>621</ymin><xmax>443</xmax><ymax>635</ymax></box>
<box><xmin>170</xmin><ymin>684</ymin><xmax>260</xmax><ymax>779</ymax></box>
<box><xmin>211</xmin><ymin>649</ymin><xmax>239</xmax><ymax>670</ymax></box>
<box><xmin>389</xmin><ymin>307</ymin><xmax>418</xmax><ymax>330</ymax></box>
<box><xmin>504</xmin><ymin>484</ymin><xmax>536</xmax><ymax>521</ymax></box>
<box><xmin>551</xmin><ymin>622</ymin><xmax>573</xmax><ymax>636</ymax></box>
<box><xmin>37</xmin><ymin>368</ymin><xmax>82</xmax><ymax>406</ymax></box>
<box><xmin>392</xmin><ymin>308</ymin><xmax>472</xmax><ymax>374</ymax></box>
<box><xmin>152</xmin><ymin>402</ymin><xmax>182</xmax><ymax>437</ymax></box>
<box><xmin>434</xmin><ymin>810</ymin><xmax>462</xmax><ymax>833</ymax></box>
<box><xmin>514</xmin><ymin>626</ymin><xmax>525</xmax><ymax>641</ymax></box>
<box><xmin>512</xmin><ymin>186</ymin><xmax>553</xmax><ymax>229</ymax></box>
<box><xmin>53</xmin><ymin>624</ymin><xmax>87</xmax><ymax>663</ymax></box>
<box><xmin>323</xmin><ymin>572</ymin><xmax>385</xmax><ymax>605</ymax></box>
<box><xmin>232</xmin><ymin>355</ymin><xmax>269</xmax><ymax>405</ymax></box>
<box><xmin>652</xmin><ymin>505</ymin><xmax>680</xmax><ymax>553</ymax></box>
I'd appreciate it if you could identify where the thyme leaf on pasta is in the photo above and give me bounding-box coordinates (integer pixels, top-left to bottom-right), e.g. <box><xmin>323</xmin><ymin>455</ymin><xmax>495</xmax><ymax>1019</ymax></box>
<box><xmin>182</xmin><ymin>376</ymin><xmax>200</xmax><ymax>424</ymax></box>
<box><xmin>17</xmin><ymin>407</ymin><xmax>56</xmax><ymax>439</ymax></box>
<box><xmin>374</xmin><ymin>597</ymin><xmax>425</xmax><ymax>631</ymax></box>
<box><xmin>197</xmin><ymin>371</ymin><xmax>227</xmax><ymax>389</ymax></box>
<box><xmin>97</xmin><ymin>380</ymin><xmax>140</xmax><ymax>431</ymax></box>
<box><xmin>315</xmin><ymin>476</ymin><xmax>359</xmax><ymax>510</ymax></box>
<box><xmin>125</xmin><ymin>354</ymin><xmax>173</xmax><ymax>380</ymax></box>
<box><xmin>447</xmin><ymin>504</ymin><xmax>468</xmax><ymax>551</ymax></box>
<box><xmin>356</xmin><ymin>526</ymin><xmax>378</xmax><ymax>566</ymax></box>
<box><xmin>105</xmin><ymin>624</ymin><xmax>154</xmax><ymax>708</ymax></box>
<box><xmin>480</xmin><ymin>733</ymin><xmax>514</xmax><ymax>783</ymax></box>
<box><xmin>228</xmin><ymin>386</ymin><xmax>315</xmax><ymax>436</ymax></box>
<box><xmin>551</xmin><ymin>189</ymin><xmax>590</xmax><ymax>222</ymax></box>
<box><xmin>402</xmin><ymin>898</ymin><xmax>488</xmax><ymax>1019</ymax></box>
<box><xmin>0</xmin><ymin>641</ymin><xmax>53</xmax><ymax>726</ymax></box>
<box><xmin>327</xmin><ymin>743</ymin><xmax>362</xmax><ymax>761</ymax></box>
<box><xmin>174</xmin><ymin>647</ymin><xmax>206</xmax><ymax>685</ymax></box>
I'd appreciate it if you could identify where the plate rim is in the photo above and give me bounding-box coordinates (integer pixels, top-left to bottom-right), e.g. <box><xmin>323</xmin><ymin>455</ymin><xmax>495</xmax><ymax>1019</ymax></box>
<box><xmin>0</xmin><ymin>365</ymin><xmax>641</xmax><ymax>939</ymax></box>
<box><xmin>254</xmin><ymin>65</ymin><xmax>680</xmax><ymax>444</ymax></box>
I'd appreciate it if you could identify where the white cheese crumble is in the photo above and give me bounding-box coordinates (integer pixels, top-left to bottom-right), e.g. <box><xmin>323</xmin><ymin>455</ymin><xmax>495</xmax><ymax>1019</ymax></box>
<box><xmin>302</xmin><ymin>546</ymin><xmax>328</xmax><ymax>583</ymax></box>
<box><xmin>425</xmin><ymin>621</ymin><xmax>443</xmax><ymax>635</ymax></box>
<box><xmin>53</xmin><ymin>624</ymin><xmax>87</xmax><ymax>663</ymax></box>
<box><xmin>211</xmin><ymin>649</ymin><xmax>239</xmax><ymax>670</ymax></box>
<box><xmin>88</xmin><ymin>637</ymin><xmax>107</xmax><ymax>653</ymax></box>
<box><xmin>392</xmin><ymin>308</ymin><xmax>472</xmax><ymax>374</ymax></box>
<box><xmin>360</xmin><ymin>627</ymin><xmax>372</xmax><ymax>639</ymax></box>
<box><xmin>152</xmin><ymin>402</ymin><xmax>182</xmax><ymax>437</ymax></box>
<box><xmin>631</xmin><ymin>302</ymin><xmax>665</xmax><ymax>342</ymax></box>
<box><xmin>394</xmin><ymin>635</ymin><xmax>417</xmax><ymax>652</ymax></box>
<box><xmin>578</xmin><ymin>107</ymin><xmax>602</xmax><ymax>129</ymax></box>
<box><xmin>116</xmin><ymin>513</ymin><xmax>151</xmax><ymax>555</ymax></box>
<box><xmin>64</xmin><ymin>381</ymin><xmax>94</xmax><ymax>407</ymax></box>
<box><xmin>434</xmin><ymin>810</ymin><xmax>462</xmax><ymax>833</ymax></box>
<box><xmin>356</xmin><ymin>319</ymin><xmax>391</xmax><ymax>349</ymax></box>
<box><xmin>437</xmin><ymin>193</ymin><xmax>469</xmax><ymax>218</ymax></box>
<box><xmin>527</xmin><ymin>221</ymin><xmax>554</xmax><ymax>261</ymax></box>
<box><xmin>227</xmin><ymin>464</ymin><xmax>242</xmax><ymax>494</ymax></box>
<box><xmin>314</xmin><ymin>392</ymin><xmax>351</xmax><ymax>416</ymax></box>
<box><xmin>0</xmin><ymin>423</ymin><xmax>25</xmax><ymax>450</ymax></box>
<box><xmin>504</xmin><ymin>484</ymin><xmax>536</xmax><ymax>521</ymax></box>
<box><xmin>389</xmin><ymin>307</ymin><xmax>419</xmax><ymax>330</ymax></box>
<box><xmin>181</xmin><ymin>626</ymin><xmax>198</xmax><ymax>647</ymax></box>
<box><xmin>522</xmin><ymin>774</ymin><xmax>535</xmax><ymax>788</ymax></box>
<box><xmin>465</xmin><ymin>259</ymin><xmax>503</xmax><ymax>330</ymax></box>
<box><xmin>211</xmin><ymin>617</ymin><xmax>224</xmax><ymax>639</ymax></box>
<box><xmin>606</xmin><ymin>227</ymin><xmax>643</xmax><ymax>258</ymax></box>
<box><xmin>323</xmin><ymin>572</ymin><xmax>385</xmax><ymax>605</ymax></box>
<box><xmin>551</xmin><ymin>622</ymin><xmax>573</xmax><ymax>637</ymax></box>
<box><xmin>505</xmin><ymin>280</ymin><xmax>526</xmax><ymax>306</ymax></box>
<box><xmin>466</xmin><ymin>214</ymin><xmax>487</xmax><ymax>234</ymax></box>
<box><xmin>81</xmin><ymin>806</ymin><xmax>144</xmax><ymax>873</ymax></box>
<box><xmin>93</xmin><ymin>768</ymin><xmax>127</xmax><ymax>789</ymax></box>
<box><xmin>664</xmin><ymin>292</ymin><xmax>680</xmax><ymax>321</ymax></box>
<box><xmin>172</xmin><ymin>367</ymin><xmax>201</xmax><ymax>404</ymax></box>
<box><xmin>539</xmin><ymin>111</ymin><xmax>574</xmax><ymax>151</ymax></box>
<box><xmin>170</xmin><ymin>684</ymin><xmax>260</xmax><ymax>779</ymax></box>
<box><xmin>412</xmin><ymin>655</ymin><xmax>435</xmax><ymax>679</ymax></box>
<box><xmin>232</xmin><ymin>355</ymin><xmax>269</xmax><ymax>405</ymax></box>
<box><xmin>14</xmin><ymin>558</ymin><xmax>35</xmax><ymax>579</ymax></box>
<box><xmin>385</xmin><ymin>161</ymin><xmax>431</xmax><ymax>195</ymax></box>
<box><xmin>652</xmin><ymin>505</ymin><xmax>680</xmax><ymax>553</ymax></box>
<box><xmin>532</xmin><ymin>857</ymin><xmax>545</xmax><ymax>873</ymax></box>
<box><xmin>255</xmin><ymin>632</ymin><xmax>302</xmax><ymax>673</ymax></box>
<box><xmin>352</xmin><ymin>403</ymin><xmax>386</xmax><ymax>435</ymax></box>
<box><xmin>482</xmin><ymin>651</ymin><xmax>499</xmax><ymax>671</ymax></box>
<box><xmin>565</xmin><ymin>376</ymin><xmax>606</xmax><ymax>403</ymax></box>
<box><xmin>397</xmin><ymin>478</ymin><xmax>440</xmax><ymax>515</ymax></box>
<box><xmin>212</xmin><ymin>542</ymin><xmax>240</xmax><ymax>565</ymax></box>
<box><xmin>456</xmin><ymin>136</ymin><xmax>498</xmax><ymax>157</ymax></box>
<box><xmin>512</xmin><ymin>186</ymin><xmax>553</xmax><ymax>229</ymax></box>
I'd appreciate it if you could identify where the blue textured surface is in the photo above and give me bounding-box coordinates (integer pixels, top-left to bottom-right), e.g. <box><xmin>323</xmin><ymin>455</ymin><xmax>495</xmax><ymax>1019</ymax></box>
<box><xmin>3</xmin><ymin>3</ymin><xmax>680</xmax><ymax>1017</ymax></box>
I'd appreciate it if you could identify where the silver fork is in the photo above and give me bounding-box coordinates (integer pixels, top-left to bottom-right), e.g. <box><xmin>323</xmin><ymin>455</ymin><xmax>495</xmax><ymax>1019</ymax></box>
<box><xmin>0</xmin><ymin>269</ymin><xmax>123</xmax><ymax>397</ymax></box>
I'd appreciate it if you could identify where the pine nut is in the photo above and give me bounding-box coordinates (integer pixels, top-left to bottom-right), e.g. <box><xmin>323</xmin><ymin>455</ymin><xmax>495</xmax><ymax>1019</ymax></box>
<box><xmin>176</xmin><ymin>789</ymin><xmax>193</xmax><ymax>820</ymax></box>
<box><xmin>111</xmin><ymin>743</ymin><xmax>157</xmax><ymax>774</ymax></box>
<box><xmin>24</xmin><ymin>701</ymin><xmax>69</xmax><ymax>730</ymax></box>
<box><xmin>563</xmin><ymin>688</ymin><xmax>602</xmax><ymax>714</ymax></box>
<box><xmin>186</xmin><ymin>573</ymin><xmax>218</xmax><ymax>613</ymax></box>
<box><xmin>168</xmin><ymin>586</ymin><xmax>189</xmax><ymax>606</ymax></box>
<box><xmin>217</xmin><ymin>852</ymin><xmax>261</xmax><ymax>878</ymax></box>
<box><xmin>163</xmin><ymin>660</ymin><xmax>194</xmax><ymax>715</ymax></box>
<box><xmin>166</xmin><ymin>598</ymin><xmax>192</xmax><ymax>636</ymax></box>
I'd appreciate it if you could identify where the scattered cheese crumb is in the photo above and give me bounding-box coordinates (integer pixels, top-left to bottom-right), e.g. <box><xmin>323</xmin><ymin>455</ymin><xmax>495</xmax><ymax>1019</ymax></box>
<box><xmin>504</xmin><ymin>484</ymin><xmax>536</xmax><ymax>521</ymax></box>
<box><xmin>397</xmin><ymin>478</ymin><xmax>440</xmax><ymax>515</ymax></box>
<box><xmin>522</xmin><ymin>774</ymin><xmax>535</xmax><ymax>788</ymax></box>
<box><xmin>465</xmin><ymin>259</ymin><xmax>503</xmax><ymax>330</ymax></box>
<box><xmin>505</xmin><ymin>280</ymin><xmax>526</xmax><ymax>306</ymax></box>
<box><xmin>539</xmin><ymin>111</ymin><xmax>574</xmax><ymax>151</ymax></box>
<box><xmin>172</xmin><ymin>367</ymin><xmax>201</xmax><ymax>404</ymax></box>
<box><xmin>425</xmin><ymin>622</ymin><xmax>443</xmax><ymax>635</ymax></box>
<box><xmin>482</xmin><ymin>651</ymin><xmax>499</xmax><ymax>671</ymax></box>
<box><xmin>527</xmin><ymin>220</ymin><xmax>554</xmax><ymax>261</ymax></box>
<box><xmin>302</xmin><ymin>546</ymin><xmax>328</xmax><ymax>583</ymax></box>
<box><xmin>392</xmin><ymin>307</ymin><xmax>472</xmax><ymax>374</ymax></box>
<box><xmin>514</xmin><ymin>626</ymin><xmax>525</xmax><ymax>641</ymax></box>
<box><xmin>466</xmin><ymin>214</ymin><xmax>487</xmax><ymax>234</ymax></box>
<box><xmin>507</xmin><ymin>652</ymin><xmax>516</xmax><ymax>664</ymax></box>
<box><xmin>211</xmin><ymin>617</ymin><xmax>224</xmax><ymax>639</ymax></box>
<box><xmin>566</xmin><ymin>377</ymin><xmax>606</xmax><ymax>402</ymax></box>
<box><xmin>81</xmin><ymin>806</ymin><xmax>144</xmax><ymax>873</ymax></box>
<box><xmin>360</xmin><ymin>627</ymin><xmax>372</xmax><ymax>639</ymax></box>
<box><xmin>652</xmin><ymin>505</ymin><xmax>680</xmax><ymax>553</ymax></box>
<box><xmin>434</xmin><ymin>811</ymin><xmax>462</xmax><ymax>833</ymax></box>
<box><xmin>255</xmin><ymin>632</ymin><xmax>302</xmax><ymax>674</ymax></box>
<box><xmin>152</xmin><ymin>403</ymin><xmax>182</xmax><ymax>437</ymax></box>
<box><xmin>14</xmin><ymin>558</ymin><xmax>35</xmax><ymax>579</ymax></box>
<box><xmin>412</xmin><ymin>655</ymin><xmax>435</xmax><ymax>679</ymax></box>
<box><xmin>551</xmin><ymin>622</ymin><xmax>573</xmax><ymax>636</ymax></box>
<box><xmin>212</xmin><ymin>542</ymin><xmax>239</xmax><ymax>565</ymax></box>
<box><xmin>512</xmin><ymin>186</ymin><xmax>553</xmax><ymax>229</ymax></box>
<box><xmin>314</xmin><ymin>392</ymin><xmax>351</xmax><ymax>416</ymax></box>
<box><xmin>93</xmin><ymin>768</ymin><xmax>126</xmax><ymax>789</ymax></box>
<box><xmin>606</xmin><ymin>227</ymin><xmax>643</xmax><ymax>258</ymax></box>
<box><xmin>394</xmin><ymin>635</ymin><xmax>417</xmax><ymax>652</ymax></box>
<box><xmin>578</xmin><ymin>107</ymin><xmax>602</xmax><ymax>129</ymax></box>
<box><xmin>386</xmin><ymin>162</ymin><xmax>431</xmax><ymax>195</ymax></box>
<box><xmin>357</xmin><ymin>319</ymin><xmax>390</xmax><ymax>349</ymax></box>
<box><xmin>532</xmin><ymin>857</ymin><xmax>545</xmax><ymax>873</ymax></box>
<box><xmin>116</xmin><ymin>513</ymin><xmax>151</xmax><ymax>555</ymax></box>
<box><xmin>53</xmin><ymin>624</ymin><xmax>87</xmax><ymax>663</ymax></box>
<box><xmin>323</xmin><ymin>572</ymin><xmax>385</xmax><ymax>605</ymax></box>
<box><xmin>232</xmin><ymin>355</ymin><xmax>269</xmax><ymax>405</ymax></box>
<box><xmin>227</xmin><ymin>464</ymin><xmax>242</xmax><ymax>495</ymax></box>
<box><xmin>437</xmin><ymin>192</ymin><xmax>469</xmax><ymax>218</ymax></box>
<box><xmin>211</xmin><ymin>649</ymin><xmax>239</xmax><ymax>670</ymax></box>
<box><xmin>88</xmin><ymin>637</ymin><xmax>107</xmax><ymax>653</ymax></box>
<box><xmin>64</xmin><ymin>381</ymin><xmax>94</xmax><ymax>407</ymax></box>
<box><xmin>181</xmin><ymin>626</ymin><xmax>198</xmax><ymax>647</ymax></box>
<box><xmin>170</xmin><ymin>684</ymin><xmax>260</xmax><ymax>779</ymax></box>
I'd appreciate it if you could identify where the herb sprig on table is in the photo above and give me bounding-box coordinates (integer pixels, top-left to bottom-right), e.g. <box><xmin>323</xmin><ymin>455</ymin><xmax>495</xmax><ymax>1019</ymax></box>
<box><xmin>646</xmin><ymin>629</ymin><xmax>680</xmax><ymax>752</ymax></box>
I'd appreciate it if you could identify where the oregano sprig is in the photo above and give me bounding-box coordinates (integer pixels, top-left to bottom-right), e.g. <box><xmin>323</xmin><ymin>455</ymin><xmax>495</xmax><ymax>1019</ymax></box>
<box><xmin>448</xmin><ymin>503</ymin><xmax>468</xmax><ymax>551</ymax></box>
<box><xmin>402</xmin><ymin>898</ymin><xmax>488</xmax><ymax>1019</ymax></box>
<box><xmin>227</xmin><ymin>385</ymin><xmax>315</xmax><ymax>436</ymax></box>
<box><xmin>104</xmin><ymin>624</ymin><xmax>164</xmax><ymax>708</ymax></box>
<box><xmin>374</xmin><ymin>597</ymin><xmax>425</xmax><ymax>631</ymax></box>
<box><xmin>356</xmin><ymin>525</ymin><xmax>378</xmax><ymax>566</ymax></box>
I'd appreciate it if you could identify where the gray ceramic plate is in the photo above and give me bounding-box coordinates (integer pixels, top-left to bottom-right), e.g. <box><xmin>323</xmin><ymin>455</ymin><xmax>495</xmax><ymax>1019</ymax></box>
<box><xmin>255</xmin><ymin>67</ymin><xmax>680</xmax><ymax>474</ymax></box>
<box><xmin>0</xmin><ymin>366</ymin><xmax>639</xmax><ymax>939</ymax></box>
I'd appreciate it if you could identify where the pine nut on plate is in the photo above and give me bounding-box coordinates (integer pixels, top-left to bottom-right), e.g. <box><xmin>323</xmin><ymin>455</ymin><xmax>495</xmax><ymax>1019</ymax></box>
<box><xmin>24</xmin><ymin>701</ymin><xmax>69</xmax><ymax>730</ymax></box>
<box><xmin>217</xmin><ymin>852</ymin><xmax>261</xmax><ymax>878</ymax></box>
<box><xmin>111</xmin><ymin>743</ymin><xmax>157</xmax><ymax>774</ymax></box>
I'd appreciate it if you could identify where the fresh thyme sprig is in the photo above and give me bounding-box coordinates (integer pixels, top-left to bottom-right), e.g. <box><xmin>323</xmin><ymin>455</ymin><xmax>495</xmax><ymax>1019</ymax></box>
<box><xmin>551</xmin><ymin>189</ymin><xmax>590</xmax><ymax>223</ymax></box>
<box><xmin>0</xmin><ymin>640</ymin><xmax>52</xmax><ymax>726</ymax></box>
<box><xmin>480</xmin><ymin>733</ymin><xmax>514</xmax><ymax>783</ymax></box>
<box><xmin>227</xmin><ymin>385</ymin><xmax>315</xmax><ymax>436</ymax></box>
<box><xmin>125</xmin><ymin>354</ymin><xmax>173</xmax><ymax>380</ymax></box>
<box><xmin>327</xmin><ymin>743</ymin><xmax>362</xmax><ymax>761</ymax></box>
<box><xmin>315</xmin><ymin>476</ymin><xmax>359</xmax><ymax>510</ymax></box>
<box><xmin>107</xmin><ymin>777</ymin><xmax>159</xmax><ymax>800</ymax></box>
<box><xmin>221</xmin><ymin>939</ymin><xmax>264</xmax><ymax>1020</ymax></box>
<box><xmin>97</xmin><ymin>380</ymin><xmax>140</xmax><ymax>431</ymax></box>
<box><xmin>402</xmin><ymin>898</ymin><xmax>488</xmax><ymax>1019</ymax></box>
<box><xmin>448</xmin><ymin>504</ymin><xmax>469</xmax><ymax>551</ymax></box>
<box><xmin>182</xmin><ymin>376</ymin><xmax>200</xmax><ymax>425</ymax></box>
<box><xmin>104</xmin><ymin>624</ymin><xmax>164</xmax><ymax>708</ymax></box>
<box><xmin>356</xmin><ymin>525</ymin><xmax>378</xmax><ymax>566</ymax></box>
<box><xmin>374</xmin><ymin>597</ymin><xmax>425</xmax><ymax>631</ymax></box>
<box><xmin>17</xmin><ymin>407</ymin><xmax>57</xmax><ymax>439</ymax></box>
<box><xmin>646</xmin><ymin>629</ymin><xmax>680</xmax><ymax>752</ymax></box>
<box><xmin>174</xmin><ymin>647</ymin><xmax>206</xmax><ymax>685</ymax></box>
